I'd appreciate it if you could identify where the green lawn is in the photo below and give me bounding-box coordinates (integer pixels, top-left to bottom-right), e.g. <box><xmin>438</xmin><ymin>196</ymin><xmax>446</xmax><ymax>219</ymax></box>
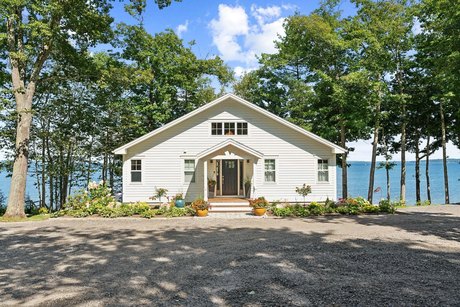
<box><xmin>0</xmin><ymin>214</ymin><xmax>50</xmax><ymax>222</ymax></box>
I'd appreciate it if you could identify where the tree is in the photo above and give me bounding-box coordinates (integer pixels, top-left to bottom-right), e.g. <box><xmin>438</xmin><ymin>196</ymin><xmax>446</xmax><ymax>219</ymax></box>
<box><xmin>235</xmin><ymin>6</ymin><xmax>372</xmax><ymax>199</ymax></box>
<box><xmin>1</xmin><ymin>0</ymin><xmax>181</xmax><ymax>218</ymax></box>
<box><xmin>349</xmin><ymin>0</ymin><xmax>414</xmax><ymax>203</ymax></box>
<box><xmin>417</xmin><ymin>0</ymin><xmax>460</xmax><ymax>204</ymax></box>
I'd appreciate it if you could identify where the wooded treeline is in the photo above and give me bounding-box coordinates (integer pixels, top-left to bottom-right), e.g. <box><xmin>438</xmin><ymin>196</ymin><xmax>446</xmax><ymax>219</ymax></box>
<box><xmin>234</xmin><ymin>0</ymin><xmax>459</xmax><ymax>205</ymax></box>
<box><xmin>0</xmin><ymin>0</ymin><xmax>459</xmax><ymax>216</ymax></box>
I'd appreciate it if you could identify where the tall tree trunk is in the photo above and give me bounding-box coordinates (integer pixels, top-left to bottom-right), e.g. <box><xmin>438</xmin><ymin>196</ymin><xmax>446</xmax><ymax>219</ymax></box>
<box><xmin>5</xmin><ymin>13</ymin><xmax>52</xmax><ymax>217</ymax></box>
<box><xmin>340</xmin><ymin>120</ymin><xmax>348</xmax><ymax>199</ymax></box>
<box><xmin>400</xmin><ymin>105</ymin><xmax>406</xmax><ymax>204</ymax></box>
<box><xmin>440</xmin><ymin>100</ymin><xmax>449</xmax><ymax>204</ymax></box>
<box><xmin>367</xmin><ymin>94</ymin><xmax>381</xmax><ymax>203</ymax></box>
<box><xmin>386</xmin><ymin>164</ymin><xmax>390</xmax><ymax>201</ymax></box>
<box><xmin>415</xmin><ymin>136</ymin><xmax>421</xmax><ymax>203</ymax></box>
<box><xmin>425</xmin><ymin>136</ymin><xmax>431</xmax><ymax>203</ymax></box>
<box><xmin>41</xmin><ymin>134</ymin><xmax>46</xmax><ymax>208</ymax></box>
<box><xmin>5</xmin><ymin>89</ymin><xmax>34</xmax><ymax>218</ymax></box>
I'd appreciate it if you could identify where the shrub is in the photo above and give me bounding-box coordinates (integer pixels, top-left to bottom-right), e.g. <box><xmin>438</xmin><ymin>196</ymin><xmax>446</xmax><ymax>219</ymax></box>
<box><xmin>60</xmin><ymin>180</ymin><xmax>117</xmax><ymax>217</ymax></box>
<box><xmin>271</xmin><ymin>206</ymin><xmax>294</xmax><ymax>217</ymax></box>
<box><xmin>361</xmin><ymin>204</ymin><xmax>380</xmax><ymax>213</ymax></box>
<box><xmin>141</xmin><ymin>209</ymin><xmax>157</xmax><ymax>219</ymax></box>
<box><xmin>379</xmin><ymin>199</ymin><xmax>396</xmax><ymax>213</ymax></box>
<box><xmin>249</xmin><ymin>197</ymin><xmax>270</xmax><ymax>209</ymax></box>
<box><xmin>165</xmin><ymin>207</ymin><xmax>187</xmax><ymax>217</ymax></box>
<box><xmin>307</xmin><ymin>202</ymin><xmax>325</xmax><ymax>215</ymax></box>
<box><xmin>38</xmin><ymin>207</ymin><xmax>49</xmax><ymax>215</ymax></box>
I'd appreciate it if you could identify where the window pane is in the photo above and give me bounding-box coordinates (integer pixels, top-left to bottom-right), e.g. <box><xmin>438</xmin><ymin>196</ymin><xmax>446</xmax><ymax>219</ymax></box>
<box><xmin>265</xmin><ymin>159</ymin><xmax>275</xmax><ymax>171</ymax></box>
<box><xmin>318</xmin><ymin>171</ymin><xmax>329</xmax><ymax>182</ymax></box>
<box><xmin>265</xmin><ymin>171</ymin><xmax>275</xmax><ymax>182</ymax></box>
<box><xmin>237</xmin><ymin>122</ymin><xmax>248</xmax><ymax>135</ymax></box>
<box><xmin>264</xmin><ymin>160</ymin><xmax>276</xmax><ymax>182</ymax></box>
<box><xmin>211</xmin><ymin>122</ymin><xmax>222</xmax><ymax>135</ymax></box>
<box><xmin>224</xmin><ymin>122</ymin><xmax>235</xmax><ymax>135</ymax></box>
<box><xmin>184</xmin><ymin>160</ymin><xmax>195</xmax><ymax>183</ymax></box>
<box><xmin>184</xmin><ymin>159</ymin><xmax>195</xmax><ymax>171</ymax></box>
<box><xmin>131</xmin><ymin>172</ymin><xmax>141</xmax><ymax>182</ymax></box>
<box><xmin>185</xmin><ymin>171</ymin><xmax>195</xmax><ymax>183</ymax></box>
<box><xmin>318</xmin><ymin>159</ymin><xmax>329</xmax><ymax>181</ymax></box>
<box><xmin>131</xmin><ymin>160</ymin><xmax>141</xmax><ymax>171</ymax></box>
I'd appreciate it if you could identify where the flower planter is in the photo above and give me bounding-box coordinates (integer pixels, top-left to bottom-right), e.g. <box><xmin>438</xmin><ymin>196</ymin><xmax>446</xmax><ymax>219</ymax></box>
<box><xmin>254</xmin><ymin>208</ymin><xmax>266</xmax><ymax>216</ymax></box>
<box><xmin>175</xmin><ymin>199</ymin><xmax>185</xmax><ymax>208</ymax></box>
<box><xmin>196</xmin><ymin>209</ymin><xmax>208</xmax><ymax>217</ymax></box>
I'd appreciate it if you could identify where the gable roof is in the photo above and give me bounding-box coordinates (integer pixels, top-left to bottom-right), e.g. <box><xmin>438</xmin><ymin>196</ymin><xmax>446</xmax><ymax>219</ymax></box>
<box><xmin>113</xmin><ymin>93</ymin><xmax>346</xmax><ymax>155</ymax></box>
<box><xmin>196</xmin><ymin>139</ymin><xmax>264</xmax><ymax>160</ymax></box>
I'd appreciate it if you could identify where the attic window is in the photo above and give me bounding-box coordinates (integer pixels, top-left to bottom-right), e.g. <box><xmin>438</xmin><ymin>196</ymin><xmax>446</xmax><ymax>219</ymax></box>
<box><xmin>211</xmin><ymin>122</ymin><xmax>247</xmax><ymax>136</ymax></box>
<box><xmin>224</xmin><ymin>122</ymin><xmax>235</xmax><ymax>135</ymax></box>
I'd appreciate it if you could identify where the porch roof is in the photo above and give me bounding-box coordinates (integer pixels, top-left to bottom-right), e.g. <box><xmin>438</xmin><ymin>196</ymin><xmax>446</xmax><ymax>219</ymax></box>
<box><xmin>196</xmin><ymin>139</ymin><xmax>264</xmax><ymax>160</ymax></box>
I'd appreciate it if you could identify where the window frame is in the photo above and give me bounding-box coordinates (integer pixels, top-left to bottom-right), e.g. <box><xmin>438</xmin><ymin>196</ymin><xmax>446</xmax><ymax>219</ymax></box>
<box><xmin>210</xmin><ymin>121</ymin><xmax>249</xmax><ymax>136</ymax></box>
<box><xmin>184</xmin><ymin>159</ymin><xmax>196</xmax><ymax>183</ymax></box>
<box><xmin>211</xmin><ymin>122</ymin><xmax>222</xmax><ymax>135</ymax></box>
<box><xmin>264</xmin><ymin>159</ymin><xmax>276</xmax><ymax>183</ymax></box>
<box><xmin>130</xmin><ymin>159</ymin><xmax>142</xmax><ymax>183</ymax></box>
<box><xmin>237</xmin><ymin>122</ymin><xmax>248</xmax><ymax>135</ymax></box>
<box><xmin>317</xmin><ymin>159</ymin><xmax>329</xmax><ymax>183</ymax></box>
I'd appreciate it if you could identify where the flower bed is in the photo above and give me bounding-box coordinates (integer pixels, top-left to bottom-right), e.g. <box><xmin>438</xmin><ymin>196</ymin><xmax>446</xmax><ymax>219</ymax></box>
<box><xmin>270</xmin><ymin>197</ymin><xmax>396</xmax><ymax>217</ymax></box>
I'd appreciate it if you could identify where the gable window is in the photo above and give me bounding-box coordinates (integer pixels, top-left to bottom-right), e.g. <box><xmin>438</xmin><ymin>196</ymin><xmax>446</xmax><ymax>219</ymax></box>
<box><xmin>184</xmin><ymin>159</ymin><xmax>195</xmax><ymax>183</ymax></box>
<box><xmin>237</xmin><ymin>122</ymin><xmax>248</xmax><ymax>135</ymax></box>
<box><xmin>318</xmin><ymin>159</ymin><xmax>329</xmax><ymax>182</ymax></box>
<box><xmin>264</xmin><ymin>159</ymin><xmax>276</xmax><ymax>182</ymax></box>
<box><xmin>211</xmin><ymin>121</ymin><xmax>248</xmax><ymax>136</ymax></box>
<box><xmin>211</xmin><ymin>122</ymin><xmax>222</xmax><ymax>135</ymax></box>
<box><xmin>224</xmin><ymin>122</ymin><xmax>235</xmax><ymax>135</ymax></box>
<box><xmin>131</xmin><ymin>160</ymin><xmax>142</xmax><ymax>182</ymax></box>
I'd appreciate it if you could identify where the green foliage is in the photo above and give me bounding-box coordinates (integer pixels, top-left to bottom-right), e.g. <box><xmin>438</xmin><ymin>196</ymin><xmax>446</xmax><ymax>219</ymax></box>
<box><xmin>295</xmin><ymin>184</ymin><xmax>312</xmax><ymax>201</ymax></box>
<box><xmin>378</xmin><ymin>199</ymin><xmax>396</xmax><ymax>214</ymax></box>
<box><xmin>416</xmin><ymin>200</ymin><xmax>431</xmax><ymax>207</ymax></box>
<box><xmin>140</xmin><ymin>209</ymin><xmax>157</xmax><ymax>219</ymax></box>
<box><xmin>307</xmin><ymin>202</ymin><xmax>325</xmax><ymax>215</ymax></box>
<box><xmin>38</xmin><ymin>207</ymin><xmax>49</xmax><ymax>215</ymax></box>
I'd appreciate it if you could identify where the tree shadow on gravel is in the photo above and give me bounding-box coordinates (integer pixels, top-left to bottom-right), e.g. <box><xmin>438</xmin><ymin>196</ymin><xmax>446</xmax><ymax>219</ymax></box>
<box><xmin>0</xmin><ymin>223</ymin><xmax>459</xmax><ymax>306</ymax></box>
<box><xmin>309</xmin><ymin>210</ymin><xmax>460</xmax><ymax>242</ymax></box>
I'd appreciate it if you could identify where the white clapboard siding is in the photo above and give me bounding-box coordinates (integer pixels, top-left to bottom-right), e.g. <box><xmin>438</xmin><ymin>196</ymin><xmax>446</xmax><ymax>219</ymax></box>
<box><xmin>122</xmin><ymin>97</ymin><xmax>338</xmax><ymax>203</ymax></box>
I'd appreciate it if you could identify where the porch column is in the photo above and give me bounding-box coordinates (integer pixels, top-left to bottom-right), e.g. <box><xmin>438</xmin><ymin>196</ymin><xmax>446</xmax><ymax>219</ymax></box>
<box><xmin>203</xmin><ymin>160</ymin><xmax>208</xmax><ymax>201</ymax></box>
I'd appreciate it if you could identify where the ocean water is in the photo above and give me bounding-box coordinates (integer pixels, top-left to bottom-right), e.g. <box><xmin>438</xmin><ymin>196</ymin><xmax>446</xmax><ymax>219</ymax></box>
<box><xmin>337</xmin><ymin>159</ymin><xmax>460</xmax><ymax>204</ymax></box>
<box><xmin>0</xmin><ymin>159</ymin><xmax>459</xmax><ymax>205</ymax></box>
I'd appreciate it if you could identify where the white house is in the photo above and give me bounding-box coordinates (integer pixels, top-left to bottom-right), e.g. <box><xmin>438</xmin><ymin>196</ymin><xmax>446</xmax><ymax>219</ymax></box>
<box><xmin>114</xmin><ymin>94</ymin><xmax>345</xmax><ymax>204</ymax></box>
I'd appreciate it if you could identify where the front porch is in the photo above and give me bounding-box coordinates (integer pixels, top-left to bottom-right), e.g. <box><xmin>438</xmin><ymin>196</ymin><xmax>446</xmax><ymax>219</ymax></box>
<box><xmin>197</xmin><ymin>139</ymin><xmax>264</xmax><ymax>201</ymax></box>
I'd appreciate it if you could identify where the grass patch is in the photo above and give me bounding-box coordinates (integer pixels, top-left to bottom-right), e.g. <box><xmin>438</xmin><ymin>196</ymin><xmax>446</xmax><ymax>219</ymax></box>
<box><xmin>0</xmin><ymin>214</ymin><xmax>50</xmax><ymax>222</ymax></box>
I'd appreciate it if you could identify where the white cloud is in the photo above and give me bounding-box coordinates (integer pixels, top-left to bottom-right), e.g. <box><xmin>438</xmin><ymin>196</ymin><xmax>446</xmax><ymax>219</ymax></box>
<box><xmin>209</xmin><ymin>4</ymin><xmax>249</xmax><ymax>62</ymax></box>
<box><xmin>251</xmin><ymin>4</ymin><xmax>281</xmax><ymax>25</ymax></box>
<box><xmin>234</xmin><ymin>66</ymin><xmax>257</xmax><ymax>78</ymax></box>
<box><xmin>209</xmin><ymin>4</ymin><xmax>288</xmax><ymax>67</ymax></box>
<box><xmin>176</xmin><ymin>20</ymin><xmax>189</xmax><ymax>37</ymax></box>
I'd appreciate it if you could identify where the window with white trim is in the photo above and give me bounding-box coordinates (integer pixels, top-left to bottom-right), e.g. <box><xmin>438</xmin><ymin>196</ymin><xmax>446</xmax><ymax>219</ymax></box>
<box><xmin>224</xmin><ymin>122</ymin><xmax>235</xmax><ymax>135</ymax></box>
<box><xmin>318</xmin><ymin>159</ymin><xmax>329</xmax><ymax>182</ymax></box>
<box><xmin>211</xmin><ymin>122</ymin><xmax>222</xmax><ymax>135</ymax></box>
<box><xmin>184</xmin><ymin>159</ymin><xmax>195</xmax><ymax>183</ymax></box>
<box><xmin>211</xmin><ymin>122</ymin><xmax>248</xmax><ymax>135</ymax></box>
<box><xmin>264</xmin><ymin>159</ymin><xmax>276</xmax><ymax>182</ymax></box>
<box><xmin>131</xmin><ymin>160</ymin><xmax>142</xmax><ymax>182</ymax></box>
<box><xmin>237</xmin><ymin>122</ymin><xmax>248</xmax><ymax>135</ymax></box>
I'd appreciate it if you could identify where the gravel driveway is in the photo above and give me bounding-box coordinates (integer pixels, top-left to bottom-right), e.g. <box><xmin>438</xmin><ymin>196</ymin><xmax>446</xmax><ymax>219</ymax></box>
<box><xmin>1</xmin><ymin>205</ymin><xmax>460</xmax><ymax>306</ymax></box>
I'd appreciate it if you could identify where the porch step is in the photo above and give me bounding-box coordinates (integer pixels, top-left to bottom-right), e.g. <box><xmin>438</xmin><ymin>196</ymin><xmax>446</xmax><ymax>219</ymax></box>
<box><xmin>208</xmin><ymin>199</ymin><xmax>252</xmax><ymax>213</ymax></box>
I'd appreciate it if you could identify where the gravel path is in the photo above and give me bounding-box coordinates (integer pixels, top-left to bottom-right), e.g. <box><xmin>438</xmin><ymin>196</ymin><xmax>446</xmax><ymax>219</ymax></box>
<box><xmin>1</xmin><ymin>205</ymin><xmax>460</xmax><ymax>306</ymax></box>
